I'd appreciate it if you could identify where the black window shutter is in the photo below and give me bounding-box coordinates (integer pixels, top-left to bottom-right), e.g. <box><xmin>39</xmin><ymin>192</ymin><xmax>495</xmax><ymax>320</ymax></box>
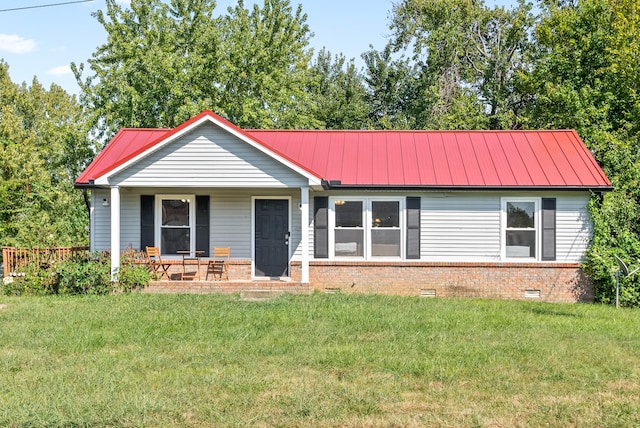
<box><xmin>314</xmin><ymin>196</ymin><xmax>329</xmax><ymax>258</ymax></box>
<box><xmin>140</xmin><ymin>195</ymin><xmax>155</xmax><ymax>250</ymax></box>
<box><xmin>406</xmin><ymin>197</ymin><xmax>421</xmax><ymax>259</ymax></box>
<box><xmin>541</xmin><ymin>198</ymin><xmax>556</xmax><ymax>261</ymax></box>
<box><xmin>196</xmin><ymin>195</ymin><xmax>210</xmax><ymax>257</ymax></box>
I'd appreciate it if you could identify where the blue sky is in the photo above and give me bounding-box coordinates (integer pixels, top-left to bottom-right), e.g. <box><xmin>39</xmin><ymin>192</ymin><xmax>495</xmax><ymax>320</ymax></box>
<box><xmin>0</xmin><ymin>0</ymin><xmax>510</xmax><ymax>94</ymax></box>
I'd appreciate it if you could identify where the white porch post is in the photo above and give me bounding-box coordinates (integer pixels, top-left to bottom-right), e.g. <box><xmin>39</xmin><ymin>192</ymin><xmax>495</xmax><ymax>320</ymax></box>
<box><xmin>110</xmin><ymin>185</ymin><xmax>121</xmax><ymax>282</ymax></box>
<box><xmin>300</xmin><ymin>186</ymin><xmax>310</xmax><ymax>283</ymax></box>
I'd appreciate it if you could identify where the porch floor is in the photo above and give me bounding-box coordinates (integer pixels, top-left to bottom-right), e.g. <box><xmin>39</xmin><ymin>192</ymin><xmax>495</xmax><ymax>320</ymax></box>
<box><xmin>142</xmin><ymin>279</ymin><xmax>313</xmax><ymax>296</ymax></box>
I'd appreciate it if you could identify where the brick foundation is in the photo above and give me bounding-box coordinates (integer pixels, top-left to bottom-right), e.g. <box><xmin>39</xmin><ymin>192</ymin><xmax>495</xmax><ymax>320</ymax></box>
<box><xmin>293</xmin><ymin>261</ymin><xmax>593</xmax><ymax>303</ymax></box>
<box><xmin>152</xmin><ymin>259</ymin><xmax>593</xmax><ymax>303</ymax></box>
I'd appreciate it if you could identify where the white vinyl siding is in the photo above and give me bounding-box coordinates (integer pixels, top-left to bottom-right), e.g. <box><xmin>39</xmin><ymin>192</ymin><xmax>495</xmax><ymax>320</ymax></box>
<box><xmin>556</xmin><ymin>194</ymin><xmax>591</xmax><ymax>262</ymax></box>
<box><xmin>211</xmin><ymin>189</ymin><xmax>301</xmax><ymax>260</ymax></box>
<box><xmin>92</xmin><ymin>190</ymin><xmax>141</xmax><ymax>253</ymax></box>
<box><xmin>93</xmin><ymin>188</ymin><xmax>591</xmax><ymax>265</ymax></box>
<box><xmin>92</xmin><ymin>188</ymin><xmax>302</xmax><ymax>260</ymax></box>
<box><xmin>120</xmin><ymin>192</ymin><xmax>141</xmax><ymax>251</ymax></box>
<box><xmin>309</xmin><ymin>191</ymin><xmax>591</xmax><ymax>263</ymax></box>
<box><xmin>422</xmin><ymin>194</ymin><xmax>501</xmax><ymax>261</ymax></box>
<box><xmin>109</xmin><ymin>123</ymin><xmax>308</xmax><ymax>188</ymax></box>
<box><xmin>91</xmin><ymin>189</ymin><xmax>111</xmax><ymax>252</ymax></box>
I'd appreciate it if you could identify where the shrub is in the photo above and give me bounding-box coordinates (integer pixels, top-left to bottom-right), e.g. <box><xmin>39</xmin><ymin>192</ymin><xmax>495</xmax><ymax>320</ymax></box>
<box><xmin>117</xmin><ymin>249</ymin><xmax>151</xmax><ymax>292</ymax></box>
<box><xmin>2</xmin><ymin>262</ymin><xmax>58</xmax><ymax>296</ymax></box>
<box><xmin>56</xmin><ymin>252</ymin><xmax>112</xmax><ymax>295</ymax></box>
<box><xmin>585</xmin><ymin>192</ymin><xmax>640</xmax><ymax>307</ymax></box>
<box><xmin>0</xmin><ymin>249</ymin><xmax>152</xmax><ymax>296</ymax></box>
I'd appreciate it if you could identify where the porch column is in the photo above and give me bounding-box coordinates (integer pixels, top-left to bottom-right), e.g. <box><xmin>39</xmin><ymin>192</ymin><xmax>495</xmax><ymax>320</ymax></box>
<box><xmin>300</xmin><ymin>186</ymin><xmax>310</xmax><ymax>283</ymax></box>
<box><xmin>110</xmin><ymin>185</ymin><xmax>120</xmax><ymax>282</ymax></box>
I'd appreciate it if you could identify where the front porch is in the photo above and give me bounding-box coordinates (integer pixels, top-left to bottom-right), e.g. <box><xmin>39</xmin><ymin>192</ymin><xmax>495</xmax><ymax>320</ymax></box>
<box><xmin>141</xmin><ymin>258</ymin><xmax>312</xmax><ymax>295</ymax></box>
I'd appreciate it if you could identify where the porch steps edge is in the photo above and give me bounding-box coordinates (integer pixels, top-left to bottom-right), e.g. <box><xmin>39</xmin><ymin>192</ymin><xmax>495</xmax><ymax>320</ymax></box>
<box><xmin>141</xmin><ymin>280</ymin><xmax>313</xmax><ymax>295</ymax></box>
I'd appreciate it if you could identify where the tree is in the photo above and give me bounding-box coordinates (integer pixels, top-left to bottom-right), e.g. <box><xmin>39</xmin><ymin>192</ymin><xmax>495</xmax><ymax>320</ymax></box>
<box><xmin>528</xmin><ymin>0</ymin><xmax>640</xmax><ymax>306</ymax></box>
<box><xmin>216</xmin><ymin>0</ymin><xmax>318</xmax><ymax>128</ymax></box>
<box><xmin>73</xmin><ymin>0</ymin><xmax>220</xmax><ymax>140</ymax></box>
<box><xmin>75</xmin><ymin>0</ymin><xmax>319</xmax><ymax>137</ymax></box>
<box><xmin>386</xmin><ymin>0</ymin><xmax>536</xmax><ymax>129</ymax></box>
<box><xmin>307</xmin><ymin>49</ymin><xmax>369</xmax><ymax>129</ymax></box>
<box><xmin>0</xmin><ymin>61</ymin><xmax>90</xmax><ymax>248</ymax></box>
<box><xmin>361</xmin><ymin>45</ymin><xmax>416</xmax><ymax>129</ymax></box>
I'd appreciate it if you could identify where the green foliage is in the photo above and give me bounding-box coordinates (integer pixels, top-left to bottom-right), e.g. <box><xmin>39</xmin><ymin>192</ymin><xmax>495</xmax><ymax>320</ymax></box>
<box><xmin>74</xmin><ymin>0</ymin><xmax>220</xmax><ymax>139</ymax></box>
<box><xmin>585</xmin><ymin>192</ymin><xmax>640</xmax><ymax>307</ymax></box>
<box><xmin>56</xmin><ymin>252</ymin><xmax>113</xmax><ymax>295</ymax></box>
<box><xmin>385</xmin><ymin>0</ymin><xmax>535</xmax><ymax>130</ymax></box>
<box><xmin>362</xmin><ymin>46</ymin><xmax>416</xmax><ymax>129</ymax></box>
<box><xmin>116</xmin><ymin>248</ymin><xmax>151</xmax><ymax>292</ymax></box>
<box><xmin>307</xmin><ymin>49</ymin><xmax>369</xmax><ymax>129</ymax></box>
<box><xmin>0</xmin><ymin>267</ymin><xmax>54</xmax><ymax>296</ymax></box>
<box><xmin>75</xmin><ymin>0</ymin><xmax>319</xmax><ymax>136</ymax></box>
<box><xmin>0</xmin><ymin>61</ymin><xmax>91</xmax><ymax>248</ymax></box>
<box><xmin>529</xmin><ymin>0</ymin><xmax>640</xmax><ymax>306</ymax></box>
<box><xmin>217</xmin><ymin>0</ymin><xmax>318</xmax><ymax>128</ymax></box>
<box><xmin>1</xmin><ymin>250</ymin><xmax>151</xmax><ymax>296</ymax></box>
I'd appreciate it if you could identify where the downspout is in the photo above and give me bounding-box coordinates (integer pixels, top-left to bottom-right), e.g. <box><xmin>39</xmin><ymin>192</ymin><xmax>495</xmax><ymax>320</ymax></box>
<box><xmin>82</xmin><ymin>188</ymin><xmax>91</xmax><ymax>218</ymax></box>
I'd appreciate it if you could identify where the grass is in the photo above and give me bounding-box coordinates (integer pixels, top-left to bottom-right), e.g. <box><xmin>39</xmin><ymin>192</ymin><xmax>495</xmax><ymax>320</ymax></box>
<box><xmin>0</xmin><ymin>293</ymin><xmax>639</xmax><ymax>427</ymax></box>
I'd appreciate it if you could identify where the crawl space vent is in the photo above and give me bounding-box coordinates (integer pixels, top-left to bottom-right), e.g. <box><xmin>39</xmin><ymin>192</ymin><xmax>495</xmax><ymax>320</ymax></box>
<box><xmin>524</xmin><ymin>289</ymin><xmax>541</xmax><ymax>299</ymax></box>
<box><xmin>420</xmin><ymin>289</ymin><xmax>437</xmax><ymax>298</ymax></box>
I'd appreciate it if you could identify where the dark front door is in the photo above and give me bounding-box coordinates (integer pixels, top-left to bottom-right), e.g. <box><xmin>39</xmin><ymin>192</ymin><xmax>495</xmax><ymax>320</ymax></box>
<box><xmin>255</xmin><ymin>199</ymin><xmax>289</xmax><ymax>277</ymax></box>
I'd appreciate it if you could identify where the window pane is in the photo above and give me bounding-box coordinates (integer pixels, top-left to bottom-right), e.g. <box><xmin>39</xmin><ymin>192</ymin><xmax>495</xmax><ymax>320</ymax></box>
<box><xmin>162</xmin><ymin>199</ymin><xmax>190</xmax><ymax>226</ymax></box>
<box><xmin>162</xmin><ymin>228</ymin><xmax>190</xmax><ymax>255</ymax></box>
<box><xmin>372</xmin><ymin>201</ymin><xmax>399</xmax><ymax>228</ymax></box>
<box><xmin>335</xmin><ymin>201</ymin><xmax>362</xmax><ymax>227</ymax></box>
<box><xmin>372</xmin><ymin>229</ymin><xmax>400</xmax><ymax>257</ymax></box>
<box><xmin>507</xmin><ymin>202</ymin><xmax>534</xmax><ymax>228</ymax></box>
<box><xmin>506</xmin><ymin>230</ymin><xmax>535</xmax><ymax>257</ymax></box>
<box><xmin>335</xmin><ymin>230</ymin><xmax>363</xmax><ymax>256</ymax></box>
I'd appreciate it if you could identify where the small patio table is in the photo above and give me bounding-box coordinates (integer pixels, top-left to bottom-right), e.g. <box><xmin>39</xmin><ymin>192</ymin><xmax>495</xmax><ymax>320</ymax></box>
<box><xmin>177</xmin><ymin>250</ymin><xmax>204</xmax><ymax>280</ymax></box>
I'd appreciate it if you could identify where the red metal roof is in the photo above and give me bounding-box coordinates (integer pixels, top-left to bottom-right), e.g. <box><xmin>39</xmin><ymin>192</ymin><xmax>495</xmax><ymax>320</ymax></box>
<box><xmin>248</xmin><ymin>129</ymin><xmax>611</xmax><ymax>189</ymax></box>
<box><xmin>76</xmin><ymin>111</ymin><xmax>612</xmax><ymax>190</ymax></box>
<box><xmin>76</xmin><ymin>128</ymin><xmax>170</xmax><ymax>185</ymax></box>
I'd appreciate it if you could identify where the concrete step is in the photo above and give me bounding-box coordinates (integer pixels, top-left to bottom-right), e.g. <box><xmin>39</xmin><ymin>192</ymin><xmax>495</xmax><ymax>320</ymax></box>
<box><xmin>240</xmin><ymin>289</ymin><xmax>285</xmax><ymax>301</ymax></box>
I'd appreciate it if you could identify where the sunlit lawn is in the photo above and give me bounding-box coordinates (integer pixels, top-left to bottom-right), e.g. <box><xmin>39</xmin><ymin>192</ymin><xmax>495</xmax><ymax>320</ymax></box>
<box><xmin>0</xmin><ymin>293</ymin><xmax>638</xmax><ymax>427</ymax></box>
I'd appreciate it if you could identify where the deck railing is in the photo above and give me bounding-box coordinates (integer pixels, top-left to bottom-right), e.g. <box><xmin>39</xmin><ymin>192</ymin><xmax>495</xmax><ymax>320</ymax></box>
<box><xmin>1</xmin><ymin>246</ymin><xmax>90</xmax><ymax>277</ymax></box>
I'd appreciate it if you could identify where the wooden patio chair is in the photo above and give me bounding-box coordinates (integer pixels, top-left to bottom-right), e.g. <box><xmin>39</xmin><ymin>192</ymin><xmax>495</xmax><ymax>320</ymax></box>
<box><xmin>146</xmin><ymin>246</ymin><xmax>172</xmax><ymax>280</ymax></box>
<box><xmin>206</xmin><ymin>247</ymin><xmax>230</xmax><ymax>280</ymax></box>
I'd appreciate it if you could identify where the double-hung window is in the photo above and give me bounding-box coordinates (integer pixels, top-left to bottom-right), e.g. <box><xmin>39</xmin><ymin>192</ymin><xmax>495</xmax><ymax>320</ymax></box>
<box><xmin>334</xmin><ymin>200</ymin><xmax>364</xmax><ymax>257</ymax></box>
<box><xmin>330</xmin><ymin>197</ymin><xmax>403</xmax><ymax>259</ymax></box>
<box><xmin>156</xmin><ymin>195</ymin><xmax>195</xmax><ymax>255</ymax></box>
<box><xmin>371</xmin><ymin>201</ymin><xmax>401</xmax><ymax>257</ymax></box>
<box><xmin>502</xmin><ymin>198</ymin><xmax>539</xmax><ymax>260</ymax></box>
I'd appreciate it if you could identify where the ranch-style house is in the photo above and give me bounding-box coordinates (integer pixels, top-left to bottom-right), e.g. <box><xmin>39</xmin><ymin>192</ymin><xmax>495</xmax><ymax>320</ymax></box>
<box><xmin>75</xmin><ymin>110</ymin><xmax>612</xmax><ymax>302</ymax></box>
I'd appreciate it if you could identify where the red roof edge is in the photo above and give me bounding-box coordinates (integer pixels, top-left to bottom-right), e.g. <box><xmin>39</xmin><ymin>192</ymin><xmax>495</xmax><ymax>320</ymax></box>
<box><xmin>76</xmin><ymin>110</ymin><xmax>323</xmax><ymax>186</ymax></box>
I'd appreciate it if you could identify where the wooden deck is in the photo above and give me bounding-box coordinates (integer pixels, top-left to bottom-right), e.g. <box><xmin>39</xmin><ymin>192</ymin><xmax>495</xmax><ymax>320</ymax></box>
<box><xmin>2</xmin><ymin>246</ymin><xmax>89</xmax><ymax>276</ymax></box>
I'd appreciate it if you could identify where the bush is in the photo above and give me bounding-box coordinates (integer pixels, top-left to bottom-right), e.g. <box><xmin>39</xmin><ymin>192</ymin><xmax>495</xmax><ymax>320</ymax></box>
<box><xmin>56</xmin><ymin>252</ymin><xmax>112</xmax><ymax>295</ymax></box>
<box><xmin>0</xmin><ymin>249</ymin><xmax>151</xmax><ymax>296</ymax></box>
<box><xmin>585</xmin><ymin>192</ymin><xmax>640</xmax><ymax>307</ymax></box>
<box><xmin>117</xmin><ymin>249</ymin><xmax>151</xmax><ymax>292</ymax></box>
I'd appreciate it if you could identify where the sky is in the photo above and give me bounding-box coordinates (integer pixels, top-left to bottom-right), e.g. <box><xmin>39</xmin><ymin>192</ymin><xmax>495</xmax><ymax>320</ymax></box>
<box><xmin>0</xmin><ymin>0</ymin><xmax>510</xmax><ymax>95</ymax></box>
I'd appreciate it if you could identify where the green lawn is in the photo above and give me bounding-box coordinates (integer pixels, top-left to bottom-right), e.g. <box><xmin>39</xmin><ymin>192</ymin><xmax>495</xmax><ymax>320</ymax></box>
<box><xmin>0</xmin><ymin>293</ymin><xmax>638</xmax><ymax>427</ymax></box>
